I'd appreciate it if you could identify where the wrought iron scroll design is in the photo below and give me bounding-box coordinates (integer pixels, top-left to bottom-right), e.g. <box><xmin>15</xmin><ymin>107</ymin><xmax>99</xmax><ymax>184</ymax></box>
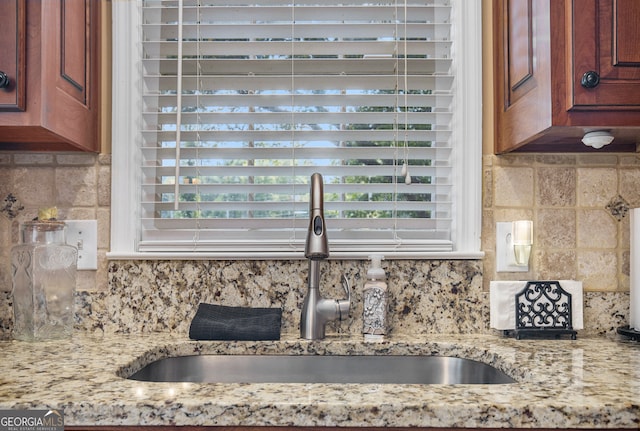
<box><xmin>514</xmin><ymin>281</ymin><xmax>577</xmax><ymax>340</ymax></box>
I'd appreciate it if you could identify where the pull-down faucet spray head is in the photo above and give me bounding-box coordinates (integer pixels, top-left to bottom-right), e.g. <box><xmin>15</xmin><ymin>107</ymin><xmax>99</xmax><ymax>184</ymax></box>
<box><xmin>305</xmin><ymin>173</ymin><xmax>329</xmax><ymax>260</ymax></box>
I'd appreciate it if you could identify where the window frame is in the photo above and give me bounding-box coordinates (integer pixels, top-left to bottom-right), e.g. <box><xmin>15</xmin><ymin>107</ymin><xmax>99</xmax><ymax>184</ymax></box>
<box><xmin>108</xmin><ymin>0</ymin><xmax>483</xmax><ymax>260</ymax></box>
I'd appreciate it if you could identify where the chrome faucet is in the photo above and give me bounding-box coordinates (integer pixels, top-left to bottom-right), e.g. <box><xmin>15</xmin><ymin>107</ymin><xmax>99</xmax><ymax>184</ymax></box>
<box><xmin>300</xmin><ymin>173</ymin><xmax>351</xmax><ymax>340</ymax></box>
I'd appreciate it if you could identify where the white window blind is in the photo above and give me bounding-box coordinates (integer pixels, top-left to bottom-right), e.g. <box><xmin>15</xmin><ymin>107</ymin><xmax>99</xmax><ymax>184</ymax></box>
<box><xmin>136</xmin><ymin>0</ymin><xmax>461</xmax><ymax>256</ymax></box>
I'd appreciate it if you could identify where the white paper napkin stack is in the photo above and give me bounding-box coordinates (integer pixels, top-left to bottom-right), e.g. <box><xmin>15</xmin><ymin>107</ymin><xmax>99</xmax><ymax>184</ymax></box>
<box><xmin>489</xmin><ymin>280</ymin><xmax>584</xmax><ymax>330</ymax></box>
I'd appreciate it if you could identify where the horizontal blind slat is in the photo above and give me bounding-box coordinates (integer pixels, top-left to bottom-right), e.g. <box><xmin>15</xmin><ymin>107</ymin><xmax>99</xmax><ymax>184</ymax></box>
<box><xmin>141</xmin><ymin>217</ymin><xmax>452</xmax><ymax>232</ymax></box>
<box><xmin>144</xmin><ymin>40</ymin><xmax>450</xmax><ymax>57</ymax></box>
<box><xmin>144</xmin><ymin>112</ymin><xmax>452</xmax><ymax>126</ymax></box>
<box><xmin>141</xmin><ymin>130</ymin><xmax>451</xmax><ymax>142</ymax></box>
<box><xmin>143</xmin><ymin>24</ymin><xmax>449</xmax><ymax>42</ymax></box>
<box><xmin>146</xmin><ymin>59</ymin><xmax>451</xmax><ymax>76</ymax></box>
<box><xmin>142</xmin><ymin>165</ymin><xmax>450</xmax><ymax>179</ymax></box>
<box><xmin>140</xmin><ymin>146</ymin><xmax>451</xmax><ymax>160</ymax></box>
<box><xmin>143</xmin><ymin>4</ymin><xmax>450</xmax><ymax>23</ymax></box>
<box><xmin>145</xmin><ymin>93</ymin><xmax>453</xmax><ymax>109</ymax></box>
<box><xmin>143</xmin><ymin>75</ymin><xmax>454</xmax><ymax>91</ymax></box>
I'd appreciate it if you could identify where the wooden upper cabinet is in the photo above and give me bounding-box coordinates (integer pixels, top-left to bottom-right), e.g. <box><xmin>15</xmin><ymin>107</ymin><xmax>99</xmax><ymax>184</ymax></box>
<box><xmin>0</xmin><ymin>1</ymin><xmax>26</xmax><ymax>112</ymax></box>
<box><xmin>570</xmin><ymin>0</ymin><xmax>640</xmax><ymax>109</ymax></box>
<box><xmin>0</xmin><ymin>0</ymin><xmax>101</xmax><ymax>152</ymax></box>
<box><xmin>494</xmin><ymin>0</ymin><xmax>640</xmax><ymax>153</ymax></box>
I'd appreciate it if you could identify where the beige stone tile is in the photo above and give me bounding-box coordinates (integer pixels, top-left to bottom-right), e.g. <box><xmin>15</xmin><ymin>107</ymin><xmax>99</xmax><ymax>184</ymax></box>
<box><xmin>577</xmin><ymin>250</ymin><xmax>618</xmax><ymax>291</ymax></box>
<box><xmin>57</xmin><ymin>153</ymin><xmax>97</xmax><ymax>166</ymax></box>
<box><xmin>481</xmin><ymin>252</ymin><xmax>495</xmax><ymax>291</ymax></box>
<box><xmin>577</xmin><ymin>209</ymin><xmax>617</xmax><ymax>248</ymax></box>
<box><xmin>481</xmin><ymin>209</ymin><xmax>495</xmax><ymax>250</ymax></box>
<box><xmin>14</xmin><ymin>167</ymin><xmax>56</xmax><ymax>206</ymax></box>
<box><xmin>619</xmin><ymin>167</ymin><xmax>640</xmax><ymax>207</ymax></box>
<box><xmin>483</xmin><ymin>168</ymin><xmax>493</xmax><ymax>208</ymax></box>
<box><xmin>535</xmin><ymin>154</ymin><xmax>576</xmax><ymax>165</ymax></box>
<box><xmin>492</xmin><ymin>208</ymin><xmax>534</xmax><ymax>223</ymax></box>
<box><xmin>494</xmin><ymin>154</ymin><xmax>535</xmax><ymax>166</ymax></box>
<box><xmin>13</xmin><ymin>153</ymin><xmax>54</xmax><ymax>165</ymax></box>
<box><xmin>98</xmin><ymin>165</ymin><xmax>111</xmax><ymax>207</ymax></box>
<box><xmin>55</xmin><ymin>166</ymin><xmax>97</xmax><ymax>207</ymax></box>
<box><xmin>97</xmin><ymin>208</ymin><xmax>111</xmax><ymax>249</ymax></box>
<box><xmin>576</xmin><ymin>154</ymin><xmax>618</xmax><ymax>166</ymax></box>
<box><xmin>576</xmin><ymin>167</ymin><xmax>618</xmax><ymax>207</ymax></box>
<box><xmin>494</xmin><ymin>166</ymin><xmax>534</xmax><ymax>207</ymax></box>
<box><xmin>537</xmin><ymin>208</ymin><xmax>575</xmax><ymax>249</ymax></box>
<box><xmin>0</xmin><ymin>168</ymin><xmax>13</xmax><ymax>197</ymax></box>
<box><xmin>621</xmin><ymin>249</ymin><xmax>630</xmax><ymax>283</ymax></box>
<box><xmin>619</xmin><ymin>276</ymin><xmax>630</xmax><ymax>293</ymax></box>
<box><xmin>620</xmin><ymin>214</ymin><xmax>631</xmax><ymax>249</ymax></box>
<box><xmin>536</xmin><ymin>167</ymin><xmax>576</xmax><ymax>207</ymax></box>
<box><xmin>536</xmin><ymin>249</ymin><xmax>577</xmax><ymax>280</ymax></box>
<box><xmin>94</xmin><ymin>255</ymin><xmax>110</xmax><ymax>291</ymax></box>
<box><xmin>66</xmin><ymin>208</ymin><xmax>97</xmax><ymax>220</ymax></box>
<box><xmin>619</xmin><ymin>154</ymin><xmax>640</xmax><ymax>166</ymax></box>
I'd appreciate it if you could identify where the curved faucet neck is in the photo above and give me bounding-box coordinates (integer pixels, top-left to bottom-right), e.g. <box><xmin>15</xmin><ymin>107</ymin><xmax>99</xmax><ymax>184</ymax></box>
<box><xmin>300</xmin><ymin>173</ymin><xmax>351</xmax><ymax>340</ymax></box>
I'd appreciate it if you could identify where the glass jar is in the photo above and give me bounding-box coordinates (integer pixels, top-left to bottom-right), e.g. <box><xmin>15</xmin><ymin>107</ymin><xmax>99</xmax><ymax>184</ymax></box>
<box><xmin>11</xmin><ymin>221</ymin><xmax>77</xmax><ymax>341</ymax></box>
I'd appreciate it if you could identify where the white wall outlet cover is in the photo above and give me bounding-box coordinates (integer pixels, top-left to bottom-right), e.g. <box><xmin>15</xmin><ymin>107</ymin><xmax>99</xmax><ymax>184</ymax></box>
<box><xmin>496</xmin><ymin>222</ymin><xmax>528</xmax><ymax>272</ymax></box>
<box><xmin>65</xmin><ymin>220</ymin><xmax>98</xmax><ymax>270</ymax></box>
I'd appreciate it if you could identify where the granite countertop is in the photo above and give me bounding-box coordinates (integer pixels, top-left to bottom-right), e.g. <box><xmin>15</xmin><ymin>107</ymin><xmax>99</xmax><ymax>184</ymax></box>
<box><xmin>0</xmin><ymin>332</ymin><xmax>638</xmax><ymax>429</ymax></box>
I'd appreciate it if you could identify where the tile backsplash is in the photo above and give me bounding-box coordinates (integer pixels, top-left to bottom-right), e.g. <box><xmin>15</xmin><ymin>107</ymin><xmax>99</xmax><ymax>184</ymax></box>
<box><xmin>0</xmin><ymin>152</ymin><xmax>634</xmax><ymax>338</ymax></box>
<box><xmin>483</xmin><ymin>153</ymin><xmax>640</xmax><ymax>292</ymax></box>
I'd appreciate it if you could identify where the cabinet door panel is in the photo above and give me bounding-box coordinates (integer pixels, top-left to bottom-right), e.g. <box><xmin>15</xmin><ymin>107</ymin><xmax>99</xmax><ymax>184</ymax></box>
<box><xmin>505</xmin><ymin>0</ymin><xmax>536</xmax><ymax>107</ymax></box>
<box><xmin>0</xmin><ymin>0</ymin><xmax>26</xmax><ymax>111</ymax></box>
<box><xmin>571</xmin><ymin>0</ymin><xmax>640</xmax><ymax>109</ymax></box>
<box><xmin>60</xmin><ymin>0</ymin><xmax>88</xmax><ymax>102</ymax></box>
<box><xmin>494</xmin><ymin>0</ymin><xmax>553</xmax><ymax>153</ymax></box>
<box><xmin>614</xmin><ymin>0</ymin><xmax>640</xmax><ymax>65</ymax></box>
<box><xmin>41</xmin><ymin>0</ymin><xmax>98</xmax><ymax>149</ymax></box>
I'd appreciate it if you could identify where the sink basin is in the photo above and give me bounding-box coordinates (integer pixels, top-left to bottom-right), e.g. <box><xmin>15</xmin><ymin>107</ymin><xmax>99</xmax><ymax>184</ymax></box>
<box><xmin>127</xmin><ymin>355</ymin><xmax>516</xmax><ymax>384</ymax></box>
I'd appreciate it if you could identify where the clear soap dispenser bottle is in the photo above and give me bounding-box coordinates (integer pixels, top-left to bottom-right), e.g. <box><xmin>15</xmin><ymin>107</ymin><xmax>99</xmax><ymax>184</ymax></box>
<box><xmin>362</xmin><ymin>255</ymin><xmax>387</xmax><ymax>340</ymax></box>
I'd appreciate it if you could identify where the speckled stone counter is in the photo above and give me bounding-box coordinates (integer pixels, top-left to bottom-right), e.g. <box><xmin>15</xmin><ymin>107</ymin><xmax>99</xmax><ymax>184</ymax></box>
<box><xmin>0</xmin><ymin>332</ymin><xmax>638</xmax><ymax>429</ymax></box>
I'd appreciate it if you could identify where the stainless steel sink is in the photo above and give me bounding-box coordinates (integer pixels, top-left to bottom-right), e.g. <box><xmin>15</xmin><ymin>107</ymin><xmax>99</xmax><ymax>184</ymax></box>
<box><xmin>127</xmin><ymin>355</ymin><xmax>516</xmax><ymax>384</ymax></box>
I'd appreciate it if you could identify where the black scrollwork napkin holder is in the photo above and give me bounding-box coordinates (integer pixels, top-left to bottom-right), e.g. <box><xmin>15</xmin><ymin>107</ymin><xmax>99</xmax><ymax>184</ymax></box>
<box><xmin>513</xmin><ymin>281</ymin><xmax>577</xmax><ymax>340</ymax></box>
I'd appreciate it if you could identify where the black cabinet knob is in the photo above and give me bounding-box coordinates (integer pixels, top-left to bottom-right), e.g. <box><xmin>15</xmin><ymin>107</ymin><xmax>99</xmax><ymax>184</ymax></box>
<box><xmin>581</xmin><ymin>71</ymin><xmax>600</xmax><ymax>88</ymax></box>
<box><xmin>0</xmin><ymin>71</ymin><xmax>10</xmax><ymax>89</ymax></box>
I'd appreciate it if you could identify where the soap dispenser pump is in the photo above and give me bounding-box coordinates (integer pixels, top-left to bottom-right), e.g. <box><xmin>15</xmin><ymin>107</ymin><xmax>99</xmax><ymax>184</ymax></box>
<box><xmin>362</xmin><ymin>255</ymin><xmax>388</xmax><ymax>340</ymax></box>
